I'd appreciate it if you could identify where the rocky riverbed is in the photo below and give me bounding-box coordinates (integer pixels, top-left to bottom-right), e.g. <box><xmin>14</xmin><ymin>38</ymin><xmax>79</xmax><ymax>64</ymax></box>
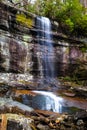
<box><xmin>0</xmin><ymin>102</ymin><xmax>87</xmax><ymax>130</ymax></box>
<box><xmin>0</xmin><ymin>79</ymin><xmax>87</xmax><ymax>130</ymax></box>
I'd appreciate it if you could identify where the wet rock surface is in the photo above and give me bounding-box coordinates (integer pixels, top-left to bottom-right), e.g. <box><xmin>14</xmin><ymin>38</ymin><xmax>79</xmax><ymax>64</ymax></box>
<box><xmin>0</xmin><ymin>1</ymin><xmax>87</xmax><ymax>130</ymax></box>
<box><xmin>72</xmin><ymin>86</ymin><xmax>87</xmax><ymax>98</ymax></box>
<box><xmin>0</xmin><ymin>114</ymin><xmax>33</xmax><ymax>130</ymax></box>
<box><xmin>0</xmin><ymin>76</ymin><xmax>87</xmax><ymax>130</ymax></box>
<box><xmin>0</xmin><ymin>86</ymin><xmax>87</xmax><ymax>130</ymax></box>
<box><xmin>0</xmin><ymin>109</ymin><xmax>87</xmax><ymax>130</ymax></box>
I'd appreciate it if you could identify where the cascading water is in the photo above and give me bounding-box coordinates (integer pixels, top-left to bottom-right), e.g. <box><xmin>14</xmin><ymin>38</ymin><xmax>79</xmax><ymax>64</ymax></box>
<box><xmin>19</xmin><ymin>17</ymin><xmax>86</xmax><ymax>114</ymax></box>
<box><xmin>36</xmin><ymin>17</ymin><xmax>55</xmax><ymax>79</ymax></box>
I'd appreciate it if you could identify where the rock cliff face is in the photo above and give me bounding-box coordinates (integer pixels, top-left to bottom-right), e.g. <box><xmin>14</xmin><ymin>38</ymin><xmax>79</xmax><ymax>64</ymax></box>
<box><xmin>0</xmin><ymin>1</ymin><xmax>87</xmax><ymax>86</ymax></box>
<box><xmin>0</xmin><ymin>1</ymin><xmax>35</xmax><ymax>84</ymax></box>
<box><xmin>0</xmin><ymin>1</ymin><xmax>34</xmax><ymax>73</ymax></box>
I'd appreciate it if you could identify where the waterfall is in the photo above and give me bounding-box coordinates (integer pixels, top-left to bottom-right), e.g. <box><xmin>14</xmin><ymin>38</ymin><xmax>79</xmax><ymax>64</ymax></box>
<box><xmin>36</xmin><ymin>17</ymin><xmax>55</xmax><ymax>79</ymax></box>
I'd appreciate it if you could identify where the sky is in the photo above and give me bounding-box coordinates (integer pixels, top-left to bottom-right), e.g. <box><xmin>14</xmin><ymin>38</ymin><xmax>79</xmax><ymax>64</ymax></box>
<box><xmin>13</xmin><ymin>0</ymin><xmax>36</xmax><ymax>4</ymax></box>
<box><xmin>30</xmin><ymin>0</ymin><xmax>36</xmax><ymax>4</ymax></box>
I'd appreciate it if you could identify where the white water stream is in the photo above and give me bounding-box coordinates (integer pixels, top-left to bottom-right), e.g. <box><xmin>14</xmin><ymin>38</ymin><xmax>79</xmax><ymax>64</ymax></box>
<box><xmin>36</xmin><ymin>17</ymin><xmax>55</xmax><ymax>79</ymax></box>
<box><xmin>33</xmin><ymin>91</ymin><xmax>63</xmax><ymax>113</ymax></box>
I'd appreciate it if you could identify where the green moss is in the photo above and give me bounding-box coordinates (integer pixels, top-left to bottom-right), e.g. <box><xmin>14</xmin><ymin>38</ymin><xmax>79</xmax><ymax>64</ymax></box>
<box><xmin>63</xmin><ymin>76</ymin><xmax>71</xmax><ymax>81</ymax></box>
<box><xmin>16</xmin><ymin>14</ymin><xmax>33</xmax><ymax>28</ymax></box>
<box><xmin>80</xmin><ymin>43</ymin><xmax>87</xmax><ymax>52</ymax></box>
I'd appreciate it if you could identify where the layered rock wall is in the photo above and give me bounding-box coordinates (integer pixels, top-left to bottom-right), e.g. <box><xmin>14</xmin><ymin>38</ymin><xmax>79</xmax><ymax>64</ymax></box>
<box><xmin>0</xmin><ymin>1</ymin><xmax>87</xmax><ymax>85</ymax></box>
<box><xmin>0</xmin><ymin>2</ymin><xmax>34</xmax><ymax>74</ymax></box>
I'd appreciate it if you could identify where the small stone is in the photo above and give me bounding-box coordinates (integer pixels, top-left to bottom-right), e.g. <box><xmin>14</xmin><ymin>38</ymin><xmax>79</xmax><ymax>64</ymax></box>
<box><xmin>76</xmin><ymin>120</ymin><xmax>84</xmax><ymax>126</ymax></box>
<box><xmin>37</xmin><ymin>124</ymin><xmax>50</xmax><ymax>130</ymax></box>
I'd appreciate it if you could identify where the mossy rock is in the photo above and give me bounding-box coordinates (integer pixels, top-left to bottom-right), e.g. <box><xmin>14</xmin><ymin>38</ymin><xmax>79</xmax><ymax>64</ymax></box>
<box><xmin>16</xmin><ymin>13</ymin><xmax>33</xmax><ymax>28</ymax></box>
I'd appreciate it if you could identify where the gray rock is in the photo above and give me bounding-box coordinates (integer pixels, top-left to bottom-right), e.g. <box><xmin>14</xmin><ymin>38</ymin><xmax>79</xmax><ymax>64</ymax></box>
<box><xmin>37</xmin><ymin>124</ymin><xmax>50</xmax><ymax>130</ymax></box>
<box><xmin>0</xmin><ymin>97</ymin><xmax>33</xmax><ymax>112</ymax></box>
<box><xmin>76</xmin><ymin>120</ymin><xmax>84</xmax><ymax>126</ymax></box>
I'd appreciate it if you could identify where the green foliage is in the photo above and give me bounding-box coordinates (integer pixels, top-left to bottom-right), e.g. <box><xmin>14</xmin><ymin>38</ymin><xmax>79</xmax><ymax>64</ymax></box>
<box><xmin>62</xmin><ymin>76</ymin><xmax>72</xmax><ymax>81</ymax></box>
<box><xmin>55</xmin><ymin>0</ymin><xmax>86</xmax><ymax>36</ymax></box>
<box><xmin>75</xmin><ymin>14</ymin><xmax>87</xmax><ymax>36</ymax></box>
<box><xmin>15</xmin><ymin>0</ymin><xmax>87</xmax><ymax>37</ymax></box>
<box><xmin>65</xmin><ymin>19</ymin><xmax>74</xmax><ymax>32</ymax></box>
<box><xmin>81</xmin><ymin>43</ymin><xmax>87</xmax><ymax>52</ymax></box>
